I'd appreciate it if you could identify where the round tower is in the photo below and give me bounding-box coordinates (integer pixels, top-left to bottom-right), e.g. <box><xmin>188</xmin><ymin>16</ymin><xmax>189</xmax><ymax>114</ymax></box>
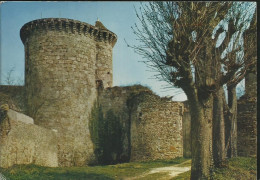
<box><xmin>95</xmin><ymin>20</ymin><xmax>116</xmax><ymax>88</ymax></box>
<box><xmin>20</xmin><ymin>18</ymin><xmax>117</xmax><ymax>166</ymax></box>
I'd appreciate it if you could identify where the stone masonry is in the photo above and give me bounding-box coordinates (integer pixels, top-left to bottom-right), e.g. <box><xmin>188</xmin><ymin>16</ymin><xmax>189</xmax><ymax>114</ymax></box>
<box><xmin>237</xmin><ymin>65</ymin><xmax>257</xmax><ymax>157</ymax></box>
<box><xmin>0</xmin><ymin>17</ymin><xmax>256</xmax><ymax>168</ymax></box>
<box><xmin>20</xmin><ymin>18</ymin><xmax>117</xmax><ymax>166</ymax></box>
<box><xmin>129</xmin><ymin>91</ymin><xmax>184</xmax><ymax>161</ymax></box>
<box><xmin>0</xmin><ymin>106</ymin><xmax>58</xmax><ymax>168</ymax></box>
<box><xmin>98</xmin><ymin>85</ymin><xmax>184</xmax><ymax>162</ymax></box>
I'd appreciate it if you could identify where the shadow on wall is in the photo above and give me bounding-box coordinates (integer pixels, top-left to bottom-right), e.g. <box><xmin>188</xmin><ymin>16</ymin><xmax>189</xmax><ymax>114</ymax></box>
<box><xmin>89</xmin><ymin>102</ymin><xmax>124</xmax><ymax>165</ymax></box>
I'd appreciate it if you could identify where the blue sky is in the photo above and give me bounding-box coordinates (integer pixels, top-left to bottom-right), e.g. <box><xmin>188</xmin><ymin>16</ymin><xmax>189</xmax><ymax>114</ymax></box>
<box><xmin>0</xmin><ymin>1</ymin><xmax>187</xmax><ymax>101</ymax></box>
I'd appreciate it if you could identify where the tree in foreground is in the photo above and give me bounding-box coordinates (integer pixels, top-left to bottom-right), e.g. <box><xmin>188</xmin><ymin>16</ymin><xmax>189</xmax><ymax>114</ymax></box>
<box><xmin>130</xmin><ymin>2</ymin><xmax>256</xmax><ymax>179</ymax></box>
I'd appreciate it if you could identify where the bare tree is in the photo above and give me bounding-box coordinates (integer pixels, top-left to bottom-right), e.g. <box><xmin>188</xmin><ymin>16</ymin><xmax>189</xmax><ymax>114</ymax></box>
<box><xmin>130</xmin><ymin>2</ymin><xmax>256</xmax><ymax>179</ymax></box>
<box><xmin>4</xmin><ymin>67</ymin><xmax>16</xmax><ymax>85</ymax></box>
<box><xmin>213</xmin><ymin>4</ymin><xmax>257</xmax><ymax>159</ymax></box>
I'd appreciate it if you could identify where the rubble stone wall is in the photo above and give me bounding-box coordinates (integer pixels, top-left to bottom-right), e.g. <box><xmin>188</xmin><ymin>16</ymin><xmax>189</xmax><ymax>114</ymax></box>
<box><xmin>20</xmin><ymin>18</ymin><xmax>117</xmax><ymax>166</ymax></box>
<box><xmin>96</xmin><ymin>41</ymin><xmax>113</xmax><ymax>88</ymax></box>
<box><xmin>237</xmin><ymin>96</ymin><xmax>257</xmax><ymax>157</ymax></box>
<box><xmin>97</xmin><ymin>85</ymin><xmax>152</xmax><ymax>162</ymax></box>
<box><xmin>0</xmin><ymin>109</ymin><xmax>58</xmax><ymax>168</ymax></box>
<box><xmin>129</xmin><ymin>92</ymin><xmax>183</xmax><ymax>161</ymax></box>
<box><xmin>98</xmin><ymin>86</ymin><xmax>184</xmax><ymax>162</ymax></box>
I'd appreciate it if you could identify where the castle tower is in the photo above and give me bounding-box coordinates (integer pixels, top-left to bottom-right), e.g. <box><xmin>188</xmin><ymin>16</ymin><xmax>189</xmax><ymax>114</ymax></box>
<box><xmin>20</xmin><ymin>18</ymin><xmax>117</xmax><ymax>166</ymax></box>
<box><xmin>95</xmin><ymin>20</ymin><xmax>116</xmax><ymax>88</ymax></box>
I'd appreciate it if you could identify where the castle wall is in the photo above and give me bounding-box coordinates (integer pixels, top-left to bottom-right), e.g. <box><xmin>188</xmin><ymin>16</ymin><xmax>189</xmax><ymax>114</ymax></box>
<box><xmin>97</xmin><ymin>85</ymin><xmax>184</xmax><ymax>162</ymax></box>
<box><xmin>24</xmin><ymin>27</ymin><xmax>96</xmax><ymax>167</ymax></box>
<box><xmin>97</xmin><ymin>85</ymin><xmax>152</xmax><ymax>162</ymax></box>
<box><xmin>0</xmin><ymin>109</ymin><xmax>58</xmax><ymax>168</ymax></box>
<box><xmin>20</xmin><ymin>18</ymin><xmax>116</xmax><ymax>166</ymax></box>
<box><xmin>96</xmin><ymin>41</ymin><xmax>113</xmax><ymax>88</ymax></box>
<box><xmin>129</xmin><ymin>92</ymin><xmax>183</xmax><ymax>161</ymax></box>
<box><xmin>237</xmin><ymin>63</ymin><xmax>257</xmax><ymax>157</ymax></box>
<box><xmin>245</xmin><ymin>72</ymin><xmax>257</xmax><ymax>99</ymax></box>
<box><xmin>237</xmin><ymin>97</ymin><xmax>257</xmax><ymax>157</ymax></box>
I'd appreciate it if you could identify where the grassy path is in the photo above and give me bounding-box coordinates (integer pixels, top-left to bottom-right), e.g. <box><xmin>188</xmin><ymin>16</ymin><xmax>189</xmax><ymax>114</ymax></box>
<box><xmin>125</xmin><ymin>160</ymin><xmax>191</xmax><ymax>180</ymax></box>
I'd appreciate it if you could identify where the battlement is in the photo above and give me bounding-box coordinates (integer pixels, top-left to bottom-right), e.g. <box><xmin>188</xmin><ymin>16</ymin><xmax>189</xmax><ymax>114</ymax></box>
<box><xmin>20</xmin><ymin>18</ymin><xmax>117</xmax><ymax>47</ymax></box>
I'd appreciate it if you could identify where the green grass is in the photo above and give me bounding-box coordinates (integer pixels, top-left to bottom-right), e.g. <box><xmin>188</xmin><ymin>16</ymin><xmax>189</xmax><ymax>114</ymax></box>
<box><xmin>172</xmin><ymin>170</ymin><xmax>191</xmax><ymax>180</ymax></box>
<box><xmin>212</xmin><ymin>157</ymin><xmax>257</xmax><ymax>180</ymax></box>
<box><xmin>0</xmin><ymin>157</ymin><xmax>188</xmax><ymax>180</ymax></box>
<box><xmin>0</xmin><ymin>157</ymin><xmax>256</xmax><ymax>180</ymax></box>
<box><xmin>172</xmin><ymin>157</ymin><xmax>257</xmax><ymax>180</ymax></box>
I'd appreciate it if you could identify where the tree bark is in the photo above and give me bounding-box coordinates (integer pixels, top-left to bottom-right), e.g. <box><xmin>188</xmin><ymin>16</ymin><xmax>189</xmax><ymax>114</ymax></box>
<box><xmin>187</xmin><ymin>90</ymin><xmax>213</xmax><ymax>180</ymax></box>
<box><xmin>226</xmin><ymin>85</ymin><xmax>237</xmax><ymax>158</ymax></box>
<box><xmin>212</xmin><ymin>87</ymin><xmax>226</xmax><ymax>167</ymax></box>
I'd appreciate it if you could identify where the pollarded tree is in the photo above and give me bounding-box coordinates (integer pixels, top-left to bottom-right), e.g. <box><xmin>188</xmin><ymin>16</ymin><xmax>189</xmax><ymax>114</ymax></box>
<box><xmin>212</xmin><ymin>3</ymin><xmax>257</xmax><ymax>159</ymax></box>
<box><xmin>130</xmin><ymin>2</ymin><xmax>256</xmax><ymax>179</ymax></box>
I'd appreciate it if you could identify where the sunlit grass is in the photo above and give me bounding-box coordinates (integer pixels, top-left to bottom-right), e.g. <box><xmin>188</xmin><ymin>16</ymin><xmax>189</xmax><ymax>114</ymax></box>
<box><xmin>0</xmin><ymin>157</ymin><xmax>188</xmax><ymax>180</ymax></box>
<box><xmin>172</xmin><ymin>157</ymin><xmax>257</xmax><ymax>180</ymax></box>
<box><xmin>0</xmin><ymin>157</ymin><xmax>256</xmax><ymax>180</ymax></box>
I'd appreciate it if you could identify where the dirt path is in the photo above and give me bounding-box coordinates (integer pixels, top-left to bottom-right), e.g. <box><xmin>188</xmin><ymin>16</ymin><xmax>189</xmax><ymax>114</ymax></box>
<box><xmin>125</xmin><ymin>160</ymin><xmax>191</xmax><ymax>180</ymax></box>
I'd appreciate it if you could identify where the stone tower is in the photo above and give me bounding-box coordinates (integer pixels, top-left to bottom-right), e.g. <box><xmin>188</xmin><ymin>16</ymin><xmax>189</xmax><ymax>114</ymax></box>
<box><xmin>20</xmin><ymin>18</ymin><xmax>117</xmax><ymax>166</ymax></box>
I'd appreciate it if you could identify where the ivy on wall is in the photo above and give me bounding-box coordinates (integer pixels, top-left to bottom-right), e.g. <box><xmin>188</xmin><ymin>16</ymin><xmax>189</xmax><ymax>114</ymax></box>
<box><xmin>89</xmin><ymin>102</ymin><xmax>123</xmax><ymax>165</ymax></box>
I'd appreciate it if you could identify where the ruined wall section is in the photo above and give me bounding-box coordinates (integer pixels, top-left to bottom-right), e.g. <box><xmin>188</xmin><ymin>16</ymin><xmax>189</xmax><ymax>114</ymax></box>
<box><xmin>0</xmin><ymin>109</ymin><xmax>58</xmax><ymax>168</ymax></box>
<box><xmin>20</xmin><ymin>18</ymin><xmax>116</xmax><ymax>166</ymax></box>
<box><xmin>237</xmin><ymin>97</ymin><xmax>257</xmax><ymax>157</ymax></box>
<box><xmin>237</xmin><ymin>60</ymin><xmax>257</xmax><ymax>157</ymax></box>
<box><xmin>129</xmin><ymin>92</ymin><xmax>184</xmax><ymax>162</ymax></box>
<box><xmin>97</xmin><ymin>85</ymin><xmax>184</xmax><ymax>162</ymax></box>
<box><xmin>97</xmin><ymin>85</ymin><xmax>151</xmax><ymax>162</ymax></box>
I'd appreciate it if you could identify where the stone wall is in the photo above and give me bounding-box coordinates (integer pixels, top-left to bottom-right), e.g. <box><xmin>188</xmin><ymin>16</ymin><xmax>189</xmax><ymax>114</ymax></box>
<box><xmin>237</xmin><ymin>63</ymin><xmax>257</xmax><ymax>157</ymax></box>
<box><xmin>237</xmin><ymin>96</ymin><xmax>257</xmax><ymax>157</ymax></box>
<box><xmin>96</xmin><ymin>41</ymin><xmax>113</xmax><ymax>89</ymax></box>
<box><xmin>0</xmin><ymin>108</ymin><xmax>58</xmax><ymax>168</ymax></box>
<box><xmin>129</xmin><ymin>91</ymin><xmax>184</xmax><ymax>161</ymax></box>
<box><xmin>97</xmin><ymin>85</ymin><xmax>184</xmax><ymax>162</ymax></box>
<box><xmin>97</xmin><ymin>85</ymin><xmax>151</xmax><ymax>162</ymax></box>
<box><xmin>20</xmin><ymin>18</ymin><xmax>117</xmax><ymax>166</ymax></box>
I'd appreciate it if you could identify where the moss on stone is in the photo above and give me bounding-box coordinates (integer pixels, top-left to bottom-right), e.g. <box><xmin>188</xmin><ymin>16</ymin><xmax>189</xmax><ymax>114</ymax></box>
<box><xmin>89</xmin><ymin>102</ymin><xmax>123</xmax><ymax>165</ymax></box>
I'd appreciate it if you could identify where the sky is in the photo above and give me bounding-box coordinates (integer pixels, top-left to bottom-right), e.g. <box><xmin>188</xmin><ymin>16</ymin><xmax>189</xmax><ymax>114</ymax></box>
<box><xmin>0</xmin><ymin>1</ymin><xmax>187</xmax><ymax>101</ymax></box>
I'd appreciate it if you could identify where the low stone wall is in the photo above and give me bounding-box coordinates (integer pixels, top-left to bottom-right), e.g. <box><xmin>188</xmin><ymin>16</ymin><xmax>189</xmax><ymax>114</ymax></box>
<box><xmin>129</xmin><ymin>92</ymin><xmax>183</xmax><ymax>161</ymax></box>
<box><xmin>7</xmin><ymin>109</ymin><xmax>34</xmax><ymax>124</ymax></box>
<box><xmin>0</xmin><ymin>108</ymin><xmax>58</xmax><ymax>168</ymax></box>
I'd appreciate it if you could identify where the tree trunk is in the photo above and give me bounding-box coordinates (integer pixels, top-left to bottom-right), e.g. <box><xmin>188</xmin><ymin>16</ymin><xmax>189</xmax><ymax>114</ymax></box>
<box><xmin>189</xmin><ymin>92</ymin><xmax>213</xmax><ymax>180</ymax></box>
<box><xmin>226</xmin><ymin>85</ymin><xmax>237</xmax><ymax>158</ymax></box>
<box><xmin>212</xmin><ymin>87</ymin><xmax>226</xmax><ymax>167</ymax></box>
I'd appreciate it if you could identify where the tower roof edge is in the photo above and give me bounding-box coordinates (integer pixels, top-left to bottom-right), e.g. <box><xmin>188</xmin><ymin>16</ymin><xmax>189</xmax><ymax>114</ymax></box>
<box><xmin>20</xmin><ymin>18</ymin><xmax>117</xmax><ymax>46</ymax></box>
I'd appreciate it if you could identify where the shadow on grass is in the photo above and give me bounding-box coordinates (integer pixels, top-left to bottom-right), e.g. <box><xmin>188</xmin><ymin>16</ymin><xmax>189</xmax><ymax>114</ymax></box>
<box><xmin>46</xmin><ymin>172</ymin><xmax>114</xmax><ymax>180</ymax></box>
<box><xmin>2</xmin><ymin>171</ymin><xmax>113</xmax><ymax>180</ymax></box>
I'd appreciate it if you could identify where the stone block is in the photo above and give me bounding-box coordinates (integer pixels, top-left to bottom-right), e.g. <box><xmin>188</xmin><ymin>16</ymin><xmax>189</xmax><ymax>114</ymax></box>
<box><xmin>0</xmin><ymin>111</ymin><xmax>58</xmax><ymax>168</ymax></box>
<box><xmin>7</xmin><ymin>109</ymin><xmax>34</xmax><ymax>124</ymax></box>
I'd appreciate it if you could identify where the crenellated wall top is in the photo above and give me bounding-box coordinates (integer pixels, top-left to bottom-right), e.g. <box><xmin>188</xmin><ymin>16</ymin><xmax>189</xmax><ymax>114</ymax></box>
<box><xmin>20</xmin><ymin>18</ymin><xmax>117</xmax><ymax>47</ymax></box>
